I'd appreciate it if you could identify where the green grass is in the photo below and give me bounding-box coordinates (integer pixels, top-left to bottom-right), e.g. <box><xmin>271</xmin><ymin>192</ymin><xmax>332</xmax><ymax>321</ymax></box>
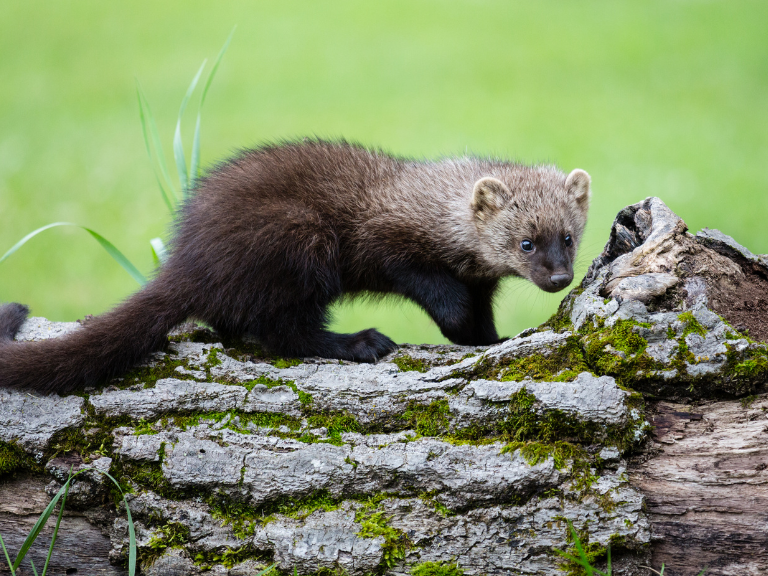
<box><xmin>1</xmin><ymin>1</ymin><xmax>767</xmax><ymax>344</ymax></box>
<box><xmin>555</xmin><ymin>520</ymin><xmax>707</xmax><ymax>576</ymax></box>
<box><xmin>0</xmin><ymin>467</ymin><xmax>137</xmax><ymax>576</ymax></box>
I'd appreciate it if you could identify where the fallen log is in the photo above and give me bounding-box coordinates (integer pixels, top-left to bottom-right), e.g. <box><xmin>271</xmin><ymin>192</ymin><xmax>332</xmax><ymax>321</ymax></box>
<box><xmin>1</xmin><ymin>197</ymin><xmax>766</xmax><ymax>575</ymax></box>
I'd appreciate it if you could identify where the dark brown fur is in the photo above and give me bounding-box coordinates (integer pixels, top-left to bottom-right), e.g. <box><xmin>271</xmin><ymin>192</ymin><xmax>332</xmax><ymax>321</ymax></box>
<box><xmin>0</xmin><ymin>140</ymin><xmax>590</xmax><ymax>394</ymax></box>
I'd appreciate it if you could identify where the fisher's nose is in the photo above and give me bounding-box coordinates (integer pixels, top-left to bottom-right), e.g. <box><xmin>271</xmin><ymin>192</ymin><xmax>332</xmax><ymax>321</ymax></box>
<box><xmin>549</xmin><ymin>273</ymin><xmax>572</xmax><ymax>289</ymax></box>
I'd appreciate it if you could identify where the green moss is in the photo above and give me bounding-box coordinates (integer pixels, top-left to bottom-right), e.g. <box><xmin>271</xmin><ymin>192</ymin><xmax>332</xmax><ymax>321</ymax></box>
<box><xmin>306</xmin><ymin>411</ymin><xmax>362</xmax><ymax>445</ymax></box>
<box><xmin>401</xmin><ymin>399</ymin><xmax>450</xmax><ymax>437</ymax></box>
<box><xmin>445</xmin><ymin>379</ymin><xmax>643</xmax><ymax>470</ymax></box>
<box><xmin>717</xmin><ymin>343</ymin><xmax>768</xmax><ymax>396</ymax></box>
<box><xmin>501</xmin><ymin>354</ymin><xmax>583</xmax><ymax>382</ymax></box>
<box><xmin>502</xmin><ymin>440</ymin><xmax>598</xmax><ymax>493</ymax></box>
<box><xmin>584</xmin><ymin>320</ymin><xmax>647</xmax><ymax>370</ymax></box>
<box><xmin>740</xmin><ymin>395</ymin><xmax>758</xmax><ymax>408</ymax></box>
<box><xmin>410</xmin><ymin>561</ymin><xmax>464</xmax><ymax>576</ymax></box>
<box><xmin>498</xmin><ymin>389</ymin><xmax>602</xmax><ymax>445</ymax></box>
<box><xmin>556</xmin><ymin>521</ymin><xmax>608</xmax><ymax>576</ymax></box>
<box><xmin>205</xmin><ymin>347</ymin><xmax>223</xmax><ymax>369</ymax></box>
<box><xmin>355</xmin><ymin>496</ymin><xmax>411</xmax><ymax>572</ymax></box>
<box><xmin>168</xmin><ymin>328</ymin><xmax>310</xmax><ymax>371</ymax></box>
<box><xmin>134</xmin><ymin>418</ymin><xmax>158</xmax><ymax>436</ymax></box>
<box><xmin>672</xmin><ymin>337</ymin><xmax>698</xmax><ymax>388</ymax></box>
<box><xmin>502</xmin><ymin>440</ymin><xmax>578</xmax><ymax>469</ymax></box>
<box><xmin>678</xmin><ymin>312</ymin><xmax>707</xmax><ymax>338</ymax></box>
<box><xmin>733</xmin><ymin>347</ymin><xmax>768</xmax><ymax>378</ymax></box>
<box><xmin>0</xmin><ymin>441</ymin><xmax>32</xmax><ymax>476</ymax></box>
<box><xmin>165</xmin><ymin>410</ymin><xmax>301</xmax><ymax>434</ymax></box>
<box><xmin>558</xmin><ymin>540</ymin><xmax>607</xmax><ymax>576</ymax></box>
<box><xmin>581</xmin><ymin>319</ymin><xmax>662</xmax><ymax>386</ymax></box>
<box><xmin>667</xmin><ymin>325</ymin><xmax>677</xmax><ymax>339</ymax></box>
<box><xmin>47</xmin><ymin>406</ymin><xmax>135</xmax><ymax>462</ymax></box>
<box><xmin>167</xmin><ymin>327</ymin><xmax>222</xmax><ymax>345</ymax></box>
<box><xmin>668</xmin><ymin>313</ymin><xmax>715</xmax><ymax>387</ymax></box>
<box><xmin>418</xmin><ymin>491</ymin><xmax>455</xmax><ymax>517</ymax></box>
<box><xmin>608</xmin><ymin>533</ymin><xmax>627</xmax><ymax>548</ymax></box>
<box><xmin>448</xmin><ymin>387</ymin><xmax>618</xmax><ymax>453</ymax></box>
<box><xmin>206</xmin><ymin>495</ymin><xmax>263</xmax><ymax>540</ymax></box>
<box><xmin>539</xmin><ymin>304</ymin><xmax>573</xmax><ymax>332</ymax></box>
<box><xmin>273</xmin><ymin>490</ymin><xmax>341</xmax><ymax>520</ymax></box>
<box><xmin>121</xmin><ymin>354</ymin><xmax>190</xmax><ymax>389</ymax></box>
<box><xmin>206</xmin><ymin>489</ymin><xmax>344</xmax><ymax>539</ymax></box>
<box><xmin>393</xmin><ymin>355</ymin><xmax>429</xmax><ymax>373</ymax></box>
<box><xmin>111</xmin><ymin>458</ymin><xmax>184</xmax><ymax>501</ymax></box>
<box><xmin>538</xmin><ymin>286</ymin><xmax>584</xmax><ymax>333</ymax></box>
<box><xmin>141</xmin><ymin>522</ymin><xmax>190</xmax><ymax>566</ymax></box>
<box><xmin>487</xmin><ymin>336</ymin><xmax>589</xmax><ymax>383</ymax></box>
<box><xmin>273</xmin><ymin>358</ymin><xmax>302</xmax><ymax>369</ymax></box>
<box><xmin>311</xmin><ymin>567</ymin><xmax>349</xmax><ymax>576</ymax></box>
<box><xmin>75</xmin><ymin>406</ymin><xmax>358</xmax><ymax>503</ymax></box>
<box><xmin>173</xmin><ymin>409</ymin><xmax>358</xmax><ymax>446</ymax></box>
<box><xmin>194</xmin><ymin>546</ymin><xmax>269</xmax><ymax>570</ymax></box>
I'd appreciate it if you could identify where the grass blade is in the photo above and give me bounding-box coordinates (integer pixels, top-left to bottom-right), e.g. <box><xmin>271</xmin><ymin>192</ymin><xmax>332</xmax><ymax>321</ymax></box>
<box><xmin>190</xmin><ymin>26</ymin><xmax>235</xmax><ymax>183</ymax></box>
<box><xmin>201</xmin><ymin>26</ymin><xmax>236</xmax><ymax>108</ymax></box>
<box><xmin>254</xmin><ymin>563</ymin><xmax>276</xmax><ymax>576</ymax></box>
<box><xmin>81</xmin><ymin>227</ymin><xmax>147</xmax><ymax>285</ymax></box>
<box><xmin>41</xmin><ymin>471</ymin><xmax>71</xmax><ymax>576</ymax></box>
<box><xmin>149</xmin><ymin>237</ymin><xmax>168</xmax><ymax>267</ymax></box>
<box><xmin>568</xmin><ymin>522</ymin><xmax>594</xmax><ymax>576</ymax></box>
<box><xmin>7</xmin><ymin>468</ymin><xmax>136</xmax><ymax>576</ymax></box>
<box><xmin>125</xmin><ymin>493</ymin><xmax>137</xmax><ymax>576</ymax></box>
<box><xmin>0</xmin><ymin>532</ymin><xmax>17</xmax><ymax>576</ymax></box>
<box><xmin>553</xmin><ymin>520</ymin><xmax>614</xmax><ymax>576</ymax></box>
<box><xmin>136</xmin><ymin>80</ymin><xmax>177</xmax><ymax>203</ymax></box>
<box><xmin>190</xmin><ymin>114</ymin><xmax>203</xmax><ymax>186</ymax></box>
<box><xmin>96</xmin><ymin>470</ymin><xmax>136</xmax><ymax>576</ymax></box>
<box><xmin>174</xmin><ymin>60</ymin><xmax>207</xmax><ymax>197</ymax></box>
<box><xmin>0</xmin><ymin>222</ymin><xmax>146</xmax><ymax>285</ymax></box>
<box><xmin>0</xmin><ymin>222</ymin><xmax>71</xmax><ymax>265</ymax></box>
<box><xmin>554</xmin><ymin>549</ymin><xmax>596</xmax><ymax>576</ymax></box>
<box><xmin>136</xmin><ymin>84</ymin><xmax>175</xmax><ymax>212</ymax></box>
<box><xmin>12</xmin><ymin>485</ymin><xmax>66</xmax><ymax>569</ymax></box>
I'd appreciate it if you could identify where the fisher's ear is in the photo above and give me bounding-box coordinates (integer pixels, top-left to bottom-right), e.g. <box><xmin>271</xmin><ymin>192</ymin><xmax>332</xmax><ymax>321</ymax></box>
<box><xmin>565</xmin><ymin>169</ymin><xmax>591</xmax><ymax>212</ymax></box>
<box><xmin>471</xmin><ymin>177</ymin><xmax>510</xmax><ymax>221</ymax></box>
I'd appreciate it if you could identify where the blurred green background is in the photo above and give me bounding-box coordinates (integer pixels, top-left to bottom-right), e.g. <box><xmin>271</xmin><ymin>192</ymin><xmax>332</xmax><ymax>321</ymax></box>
<box><xmin>1</xmin><ymin>1</ymin><xmax>767</xmax><ymax>344</ymax></box>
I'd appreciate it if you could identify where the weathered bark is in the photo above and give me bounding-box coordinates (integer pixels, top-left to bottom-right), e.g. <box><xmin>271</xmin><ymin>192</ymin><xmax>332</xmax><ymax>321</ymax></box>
<box><xmin>631</xmin><ymin>397</ymin><xmax>768</xmax><ymax>575</ymax></box>
<box><xmin>1</xmin><ymin>197</ymin><xmax>766</xmax><ymax>575</ymax></box>
<box><xmin>0</xmin><ymin>476</ymin><xmax>124</xmax><ymax>576</ymax></box>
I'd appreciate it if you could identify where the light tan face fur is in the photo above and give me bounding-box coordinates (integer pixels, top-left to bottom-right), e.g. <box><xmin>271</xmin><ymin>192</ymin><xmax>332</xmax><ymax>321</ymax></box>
<box><xmin>470</xmin><ymin>168</ymin><xmax>591</xmax><ymax>290</ymax></box>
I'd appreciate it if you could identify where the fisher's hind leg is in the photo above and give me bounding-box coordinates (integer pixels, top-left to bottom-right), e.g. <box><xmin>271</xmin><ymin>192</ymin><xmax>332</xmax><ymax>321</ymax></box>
<box><xmin>237</xmin><ymin>216</ymin><xmax>396</xmax><ymax>362</ymax></box>
<box><xmin>258</xmin><ymin>294</ymin><xmax>397</xmax><ymax>362</ymax></box>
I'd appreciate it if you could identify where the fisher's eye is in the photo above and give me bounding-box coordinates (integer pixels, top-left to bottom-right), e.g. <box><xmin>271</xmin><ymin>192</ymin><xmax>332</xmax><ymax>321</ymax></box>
<box><xmin>564</xmin><ymin>234</ymin><xmax>573</xmax><ymax>247</ymax></box>
<box><xmin>520</xmin><ymin>239</ymin><xmax>534</xmax><ymax>252</ymax></box>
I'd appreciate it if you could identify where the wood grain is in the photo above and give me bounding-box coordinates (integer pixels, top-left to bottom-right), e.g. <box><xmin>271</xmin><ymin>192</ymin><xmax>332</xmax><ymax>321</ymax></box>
<box><xmin>630</xmin><ymin>394</ymin><xmax>768</xmax><ymax>575</ymax></box>
<box><xmin>0</xmin><ymin>476</ymin><xmax>125</xmax><ymax>576</ymax></box>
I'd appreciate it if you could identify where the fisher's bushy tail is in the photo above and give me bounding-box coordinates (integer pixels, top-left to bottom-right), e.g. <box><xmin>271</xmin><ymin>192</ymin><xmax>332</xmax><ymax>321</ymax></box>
<box><xmin>0</xmin><ymin>279</ymin><xmax>188</xmax><ymax>395</ymax></box>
